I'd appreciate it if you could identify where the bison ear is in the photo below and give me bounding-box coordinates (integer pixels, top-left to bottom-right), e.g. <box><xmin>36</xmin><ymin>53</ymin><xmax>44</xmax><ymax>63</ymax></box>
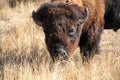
<box><xmin>32</xmin><ymin>10</ymin><xmax>43</xmax><ymax>26</ymax></box>
<box><xmin>76</xmin><ymin>8</ymin><xmax>89</xmax><ymax>26</ymax></box>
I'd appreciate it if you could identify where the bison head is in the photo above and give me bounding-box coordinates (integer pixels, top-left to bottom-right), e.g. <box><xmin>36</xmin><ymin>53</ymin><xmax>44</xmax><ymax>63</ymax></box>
<box><xmin>32</xmin><ymin>2</ymin><xmax>89</xmax><ymax>61</ymax></box>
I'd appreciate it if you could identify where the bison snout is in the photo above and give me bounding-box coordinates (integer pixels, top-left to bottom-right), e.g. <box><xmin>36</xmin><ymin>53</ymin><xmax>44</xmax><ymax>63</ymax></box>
<box><xmin>51</xmin><ymin>48</ymin><xmax>68</xmax><ymax>60</ymax></box>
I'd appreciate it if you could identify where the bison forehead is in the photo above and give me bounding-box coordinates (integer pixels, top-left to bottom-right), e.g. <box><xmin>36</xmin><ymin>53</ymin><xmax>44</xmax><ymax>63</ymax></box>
<box><xmin>37</xmin><ymin>2</ymin><xmax>85</xmax><ymax>20</ymax></box>
<box><xmin>44</xmin><ymin>19</ymin><xmax>76</xmax><ymax>35</ymax></box>
<box><xmin>38</xmin><ymin>2</ymin><xmax>71</xmax><ymax>15</ymax></box>
<box><xmin>47</xmin><ymin>7</ymin><xmax>71</xmax><ymax>15</ymax></box>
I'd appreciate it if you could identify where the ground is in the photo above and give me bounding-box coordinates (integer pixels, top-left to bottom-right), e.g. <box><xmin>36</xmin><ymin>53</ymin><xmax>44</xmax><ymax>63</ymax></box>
<box><xmin>0</xmin><ymin>0</ymin><xmax>120</xmax><ymax>80</ymax></box>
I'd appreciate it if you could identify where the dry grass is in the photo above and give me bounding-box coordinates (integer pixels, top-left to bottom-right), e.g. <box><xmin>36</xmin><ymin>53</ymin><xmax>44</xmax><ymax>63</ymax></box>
<box><xmin>0</xmin><ymin>0</ymin><xmax>120</xmax><ymax>80</ymax></box>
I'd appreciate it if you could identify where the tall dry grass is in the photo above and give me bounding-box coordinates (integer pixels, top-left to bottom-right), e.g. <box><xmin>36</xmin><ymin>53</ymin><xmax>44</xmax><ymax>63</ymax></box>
<box><xmin>0</xmin><ymin>0</ymin><xmax>120</xmax><ymax>80</ymax></box>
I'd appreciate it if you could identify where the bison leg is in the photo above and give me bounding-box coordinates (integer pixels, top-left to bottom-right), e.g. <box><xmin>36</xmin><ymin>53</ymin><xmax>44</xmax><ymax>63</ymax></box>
<box><xmin>79</xmin><ymin>27</ymin><xmax>103</xmax><ymax>63</ymax></box>
<box><xmin>79</xmin><ymin>32</ymin><xmax>94</xmax><ymax>62</ymax></box>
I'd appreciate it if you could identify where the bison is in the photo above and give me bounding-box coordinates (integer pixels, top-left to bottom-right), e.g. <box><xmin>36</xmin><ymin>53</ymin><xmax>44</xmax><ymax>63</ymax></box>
<box><xmin>32</xmin><ymin>1</ymin><xmax>105</xmax><ymax>62</ymax></box>
<box><xmin>104</xmin><ymin>0</ymin><xmax>120</xmax><ymax>31</ymax></box>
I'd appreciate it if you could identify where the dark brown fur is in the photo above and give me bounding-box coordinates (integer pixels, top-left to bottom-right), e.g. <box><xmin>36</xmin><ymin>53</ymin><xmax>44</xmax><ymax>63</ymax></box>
<box><xmin>32</xmin><ymin>1</ymin><xmax>105</xmax><ymax>62</ymax></box>
<box><xmin>104</xmin><ymin>0</ymin><xmax>120</xmax><ymax>31</ymax></box>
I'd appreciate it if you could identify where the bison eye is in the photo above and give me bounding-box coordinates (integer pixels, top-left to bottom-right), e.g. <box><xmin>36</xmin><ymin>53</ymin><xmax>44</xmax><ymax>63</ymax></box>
<box><xmin>67</xmin><ymin>28</ymin><xmax>76</xmax><ymax>37</ymax></box>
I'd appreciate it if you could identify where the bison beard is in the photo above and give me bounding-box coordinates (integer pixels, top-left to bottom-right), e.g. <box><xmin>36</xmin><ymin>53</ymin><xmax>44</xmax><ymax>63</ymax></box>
<box><xmin>32</xmin><ymin>1</ymin><xmax>105</xmax><ymax>62</ymax></box>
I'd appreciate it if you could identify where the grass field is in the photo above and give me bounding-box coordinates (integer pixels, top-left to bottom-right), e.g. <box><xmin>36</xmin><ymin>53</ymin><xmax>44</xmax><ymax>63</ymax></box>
<box><xmin>0</xmin><ymin>0</ymin><xmax>120</xmax><ymax>80</ymax></box>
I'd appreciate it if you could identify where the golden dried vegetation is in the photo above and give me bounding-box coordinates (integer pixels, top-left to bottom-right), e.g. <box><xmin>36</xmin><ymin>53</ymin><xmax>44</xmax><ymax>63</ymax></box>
<box><xmin>0</xmin><ymin>0</ymin><xmax>120</xmax><ymax>80</ymax></box>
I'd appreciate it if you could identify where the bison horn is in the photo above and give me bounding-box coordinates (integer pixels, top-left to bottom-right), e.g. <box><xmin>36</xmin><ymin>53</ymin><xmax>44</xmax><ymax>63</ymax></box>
<box><xmin>32</xmin><ymin>10</ymin><xmax>35</xmax><ymax>17</ymax></box>
<box><xmin>84</xmin><ymin>8</ymin><xmax>89</xmax><ymax>21</ymax></box>
<box><xmin>77</xmin><ymin>8</ymin><xmax>89</xmax><ymax>26</ymax></box>
<box><xmin>32</xmin><ymin>10</ymin><xmax>43</xmax><ymax>26</ymax></box>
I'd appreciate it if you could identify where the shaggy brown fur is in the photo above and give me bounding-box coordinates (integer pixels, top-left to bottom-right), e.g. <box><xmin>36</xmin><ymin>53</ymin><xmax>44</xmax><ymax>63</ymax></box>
<box><xmin>79</xmin><ymin>0</ymin><xmax>104</xmax><ymax>62</ymax></box>
<box><xmin>32</xmin><ymin>0</ymin><xmax>105</xmax><ymax>62</ymax></box>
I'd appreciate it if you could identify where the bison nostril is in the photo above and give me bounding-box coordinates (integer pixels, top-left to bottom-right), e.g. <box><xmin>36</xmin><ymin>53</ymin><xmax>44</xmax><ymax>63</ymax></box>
<box><xmin>51</xmin><ymin>48</ymin><xmax>68</xmax><ymax>60</ymax></box>
<box><xmin>59</xmin><ymin>49</ymin><xmax>68</xmax><ymax>57</ymax></box>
